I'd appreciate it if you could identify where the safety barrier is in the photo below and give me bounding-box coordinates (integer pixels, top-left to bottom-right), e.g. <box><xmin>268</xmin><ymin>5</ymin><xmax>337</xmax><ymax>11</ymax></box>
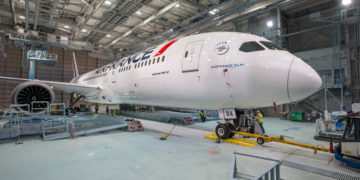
<box><xmin>230</xmin><ymin>152</ymin><xmax>282</xmax><ymax>180</ymax></box>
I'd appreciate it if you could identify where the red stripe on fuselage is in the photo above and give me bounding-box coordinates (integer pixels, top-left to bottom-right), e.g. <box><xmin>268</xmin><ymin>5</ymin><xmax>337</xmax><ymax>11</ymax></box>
<box><xmin>153</xmin><ymin>40</ymin><xmax>177</xmax><ymax>57</ymax></box>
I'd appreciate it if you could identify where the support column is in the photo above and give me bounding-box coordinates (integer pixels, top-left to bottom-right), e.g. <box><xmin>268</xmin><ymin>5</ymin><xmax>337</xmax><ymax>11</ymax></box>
<box><xmin>345</xmin><ymin>24</ymin><xmax>351</xmax><ymax>86</ymax></box>
<box><xmin>277</xmin><ymin>6</ymin><xmax>282</xmax><ymax>47</ymax></box>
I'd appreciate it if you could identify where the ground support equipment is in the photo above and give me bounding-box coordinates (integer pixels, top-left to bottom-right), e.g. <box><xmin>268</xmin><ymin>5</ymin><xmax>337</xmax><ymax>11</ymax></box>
<box><xmin>237</xmin><ymin>132</ymin><xmax>329</xmax><ymax>154</ymax></box>
<box><xmin>128</xmin><ymin>120</ymin><xmax>144</xmax><ymax>132</ymax></box>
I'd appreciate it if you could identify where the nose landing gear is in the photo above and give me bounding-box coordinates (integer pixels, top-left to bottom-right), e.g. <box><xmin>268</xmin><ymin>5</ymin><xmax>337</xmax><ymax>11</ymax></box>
<box><xmin>215</xmin><ymin>121</ymin><xmax>236</xmax><ymax>139</ymax></box>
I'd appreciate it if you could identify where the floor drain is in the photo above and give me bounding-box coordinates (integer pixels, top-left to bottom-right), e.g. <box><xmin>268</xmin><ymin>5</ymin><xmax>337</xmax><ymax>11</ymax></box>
<box><xmin>283</xmin><ymin>160</ymin><xmax>360</xmax><ymax>180</ymax></box>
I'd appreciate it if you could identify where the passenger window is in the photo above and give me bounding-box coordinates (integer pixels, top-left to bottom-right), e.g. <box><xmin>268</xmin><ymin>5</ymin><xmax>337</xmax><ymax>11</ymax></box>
<box><xmin>141</xmin><ymin>62</ymin><xmax>144</xmax><ymax>67</ymax></box>
<box><xmin>148</xmin><ymin>59</ymin><xmax>151</xmax><ymax>65</ymax></box>
<box><xmin>145</xmin><ymin>61</ymin><xmax>147</xmax><ymax>66</ymax></box>
<box><xmin>129</xmin><ymin>65</ymin><xmax>131</xmax><ymax>70</ymax></box>
<box><xmin>153</xmin><ymin>58</ymin><xmax>155</xmax><ymax>64</ymax></box>
<box><xmin>260</xmin><ymin>41</ymin><xmax>283</xmax><ymax>50</ymax></box>
<box><xmin>157</xmin><ymin>57</ymin><xmax>160</xmax><ymax>63</ymax></box>
<box><xmin>239</xmin><ymin>41</ymin><xmax>265</xmax><ymax>52</ymax></box>
<box><xmin>135</xmin><ymin>64</ymin><xmax>137</xmax><ymax>69</ymax></box>
<box><xmin>162</xmin><ymin>56</ymin><xmax>165</xmax><ymax>62</ymax></box>
<box><xmin>185</xmin><ymin>51</ymin><xmax>188</xmax><ymax>58</ymax></box>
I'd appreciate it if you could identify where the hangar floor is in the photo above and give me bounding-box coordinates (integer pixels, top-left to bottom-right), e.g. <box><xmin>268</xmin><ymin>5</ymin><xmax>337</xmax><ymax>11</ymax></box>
<box><xmin>0</xmin><ymin>116</ymin><xmax>359</xmax><ymax>180</ymax></box>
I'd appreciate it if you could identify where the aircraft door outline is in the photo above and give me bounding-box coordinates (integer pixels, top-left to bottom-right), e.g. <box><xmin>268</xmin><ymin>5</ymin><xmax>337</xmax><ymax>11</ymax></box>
<box><xmin>182</xmin><ymin>40</ymin><xmax>204</xmax><ymax>72</ymax></box>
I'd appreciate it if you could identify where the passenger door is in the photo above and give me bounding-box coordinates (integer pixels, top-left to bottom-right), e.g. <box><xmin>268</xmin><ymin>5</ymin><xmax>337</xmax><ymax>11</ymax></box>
<box><xmin>182</xmin><ymin>40</ymin><xmax>204</xmax><ymax>72</ymax></box>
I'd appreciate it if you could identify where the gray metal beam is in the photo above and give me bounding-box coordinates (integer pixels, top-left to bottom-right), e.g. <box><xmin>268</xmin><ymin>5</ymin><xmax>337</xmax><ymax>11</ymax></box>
<box><xmin>182</xmin><ymin>0</ymin><xmax>207</xmax><ymax>10</ymax></box>
<box><xmin>104</xmin><ymin>0</ymin><xmax>181</xmax><ymax>48</ymax></box>
<box><xmin>25</xmin><ymin>0</ymin><xmax>29</xmax><ymax>29</ymax></box>
<box><xmin>282</xmin><ymin>24</ymin><xmax>332</xmax><ymax>38</ymax></box>
<box><xmin>129</xmin><ymin>0</ymin><xmax>270</xmax><ymax>53</ymax></box>
<box><xmin>48</xmin><ymin>0</ymin><xmax>59</xmax><ymax>27</ymax></box>
<box><xmin>8</xmin><ymin>0</ymin><xmax>17</xmax><ymax>26</ymax></box>
<box><xmin>34</xmin><ymin>0</ymin><xmax>40</xmax><ymax>30</ymax></box>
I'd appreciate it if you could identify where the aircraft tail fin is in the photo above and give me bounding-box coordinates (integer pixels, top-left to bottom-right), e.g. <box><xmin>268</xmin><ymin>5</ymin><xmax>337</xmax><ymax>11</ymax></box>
<box><xmin>72</xmin><ymin>52</ymin><xmax>80</xmax><ymax>78</ymax></box>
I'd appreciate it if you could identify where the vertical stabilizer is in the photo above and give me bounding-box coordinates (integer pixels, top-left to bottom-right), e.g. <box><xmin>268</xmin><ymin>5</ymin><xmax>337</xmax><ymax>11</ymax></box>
<box><xmin>72</xmin><ymin>52</ymin><xmax>79</xmax><ymax>78</ymax></box>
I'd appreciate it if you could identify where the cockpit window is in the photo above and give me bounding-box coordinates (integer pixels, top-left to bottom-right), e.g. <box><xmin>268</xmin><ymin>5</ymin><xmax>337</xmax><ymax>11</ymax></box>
<box><xmin>239</xmin><ymin>41</ymin><xmax>265</xmax><ymax>52</ymax></box>
<box><xmin>260</xmin><ymin>41</ymin><xmax>283</xmax><ymax>50</ymax></box>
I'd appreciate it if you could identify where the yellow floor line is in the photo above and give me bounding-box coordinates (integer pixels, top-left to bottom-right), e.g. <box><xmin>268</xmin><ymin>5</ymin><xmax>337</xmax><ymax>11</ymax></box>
<box><xmin>204</xmin><ymin>133</ymin><xmax>257</xmax><ymax>147</ymax></box>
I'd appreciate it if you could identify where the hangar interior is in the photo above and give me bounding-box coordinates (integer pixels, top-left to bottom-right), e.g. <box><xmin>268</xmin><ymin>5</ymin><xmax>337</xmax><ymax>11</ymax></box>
<box><xmin>0</xmin><ymin>0</ymin><xmax>360</xmax><ymax>179</ymax></box>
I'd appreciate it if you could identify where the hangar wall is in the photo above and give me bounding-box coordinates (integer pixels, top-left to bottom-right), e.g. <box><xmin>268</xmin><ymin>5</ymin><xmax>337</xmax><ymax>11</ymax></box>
<box><xmin>0</xmin><ymin>41</ymin><xmax>112</xmax><ymax>109</ymax></box>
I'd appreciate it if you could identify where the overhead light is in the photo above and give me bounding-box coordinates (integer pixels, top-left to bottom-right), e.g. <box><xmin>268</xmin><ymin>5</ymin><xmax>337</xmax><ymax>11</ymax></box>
<box><xmin>19</xmin><ymin>0</ymin><xmax>25</xmax><ymax>2</ymax></box>
<box><xmin>81</xmin><ymin>29</ymin><xmax>87</xmax><ymax>32</ymax></box>
<box><xmin>266</xmin><ymin>20</ymin><xmax>273</xmax><ymax>27</ymax></box>
<box><xmin>209</xmin><ymin>9</ymin><xmax>219</xmax><ymax>15</ymax></box>
<box><xmin>143</xmin><ymin>17</ymin><xmax>153</xmax><ymax>25</ymax></box>
<box><xmin>64</xmin><ymin>25</ymin><xmax>70</xmax><ymax>29</ymax></box>
<box><xmin>124</xmin><ymin>31</ymin><xmax>132</xmax><ymax>36</ymax></box>
<box><xmin>175</xmin><ymin>4</ymin><xmax>180</xmax><ymax>8</ymax></box>
<box><xmin>104</xmin><ymin>0</ymin><xmax>112</xmax><ymax>5</ymax></box>
<box><xmin>342</xmin><ymin>0</ymin><xmax>351</xmax><ymax>5</ymax></box>
<box><xmin>136</xmin><ymin>11</ymin><xmax>142</xmax><ymax>15</ymax></box>
<box><xmin>106</xmin><ymin>34</ymin><xmax>111</xmax><ymax>37</ymax></box>
<box><xmin>19</xmin><ymin>15</ymin><xmax>25</xmax><ymax>19</ymax></box>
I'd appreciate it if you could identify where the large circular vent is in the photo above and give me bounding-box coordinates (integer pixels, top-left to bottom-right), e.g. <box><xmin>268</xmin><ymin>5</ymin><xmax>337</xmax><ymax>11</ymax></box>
<box><xmin>11</xmin><ymin>82</ymin><xmax>55</xmax><ymax>113</ymax></box>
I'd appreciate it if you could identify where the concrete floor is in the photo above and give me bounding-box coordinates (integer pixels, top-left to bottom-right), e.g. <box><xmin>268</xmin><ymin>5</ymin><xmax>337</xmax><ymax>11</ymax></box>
<box><xmin>0</xmin><ymin>115</ymin><xmax>359</xmax><ymax>180</ymax></box>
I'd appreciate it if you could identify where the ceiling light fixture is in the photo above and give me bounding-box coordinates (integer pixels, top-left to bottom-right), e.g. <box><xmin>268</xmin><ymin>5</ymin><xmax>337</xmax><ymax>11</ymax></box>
<box><xmin>136</xmin><ymin>11</ymin><xmax>142</xmax><ymax>15</ymax></box>
<box><xmin>104</xmin><ymin>0</ymin><xmax>112</xmax><ymax>5</ymax></box>
<box><xmin>81</xmin><ymin>29</ymin><xmax>87</xmax><ymax>32</ymax></box>
<box><xmin>19</xmin><ymin>15</ymin><xmax>25</xmax><ymax>19</ymax></box>
<box><xmin>64</xmin><ymin>25</ymin><xmax>70</xmax><ymax>29</ymax></box>
<box><xmin>175</xmin><ymin>4</ymin><xmax>180</xmax><ymax>8</ymax></box>
<box><xmin>209</xmin><ymin>9</ymin><xmax>218</xmax><ymax>15</ymax></box>
<box><xmin>342</xmin><ymin>0</ymin><xmax>352</xmax><ymax>5</ymax></box>
<box><xmin>266</xmin><ymin>20</ymin><xmax>273</xmax><ymax>27</ymax></box>
<box><xmin>106</xmin><ymin>34</ymin><xmax>111</xmax><ymax>37</ymax></box>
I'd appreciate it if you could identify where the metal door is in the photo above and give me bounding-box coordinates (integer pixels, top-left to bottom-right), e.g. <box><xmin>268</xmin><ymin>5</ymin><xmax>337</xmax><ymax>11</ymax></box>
<box><xmin>182</xmin><ymin>40</ymin><xmax>204</xmax><ymax>72</ymax></box>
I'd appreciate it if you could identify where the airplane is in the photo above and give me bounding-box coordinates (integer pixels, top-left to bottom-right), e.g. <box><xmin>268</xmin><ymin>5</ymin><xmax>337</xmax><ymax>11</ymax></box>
<box><xmin>0</xmin><ymin>32</ymin><xmax>322</xmax><ymax>139</ymax></box>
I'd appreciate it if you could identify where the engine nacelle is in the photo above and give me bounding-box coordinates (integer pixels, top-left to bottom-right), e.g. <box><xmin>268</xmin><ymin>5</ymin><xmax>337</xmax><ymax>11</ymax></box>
<box><xmin>10</xmin><ymin>81</ymin><xmax>55</xmax><ymax>112</ymax></box>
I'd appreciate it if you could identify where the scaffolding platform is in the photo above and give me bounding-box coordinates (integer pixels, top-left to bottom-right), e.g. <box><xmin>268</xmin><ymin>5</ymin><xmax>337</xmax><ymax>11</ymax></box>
<box><xmin>43</xmin><ymin>121</ymin><xmax>128</xmax><ymax>141</ymax></box>
<box><xmin>0</xmin><ymin>103</ymin><xmax>129</xmax><ymax>141</ymax></box>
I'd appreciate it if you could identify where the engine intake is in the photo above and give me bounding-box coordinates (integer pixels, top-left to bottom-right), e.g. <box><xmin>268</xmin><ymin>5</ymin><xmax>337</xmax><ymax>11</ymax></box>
<box><xmin>11</xmin><ymin>81</ymin><xmax>55</xmax><ymax>112</ymax></box>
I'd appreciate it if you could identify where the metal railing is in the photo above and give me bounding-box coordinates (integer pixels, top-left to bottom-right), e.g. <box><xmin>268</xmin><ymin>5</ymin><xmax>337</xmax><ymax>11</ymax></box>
<box><xmin>230</xmin><ymin>152</ymin><xmax>282</xmax><ymax>180</ymax></box>
<box><xmin>31</xmin><ymin>101</ymin><xmax>50</xmax><ymax>114</ymax></box>
<box><xmin>49</xmin><ymin>103</ymin><xmax>66</xmax><ymax>117</ymax></box>
<box><xmin>42</xmin><ymin>118</ymin><xmax>71</xmax><ymax>141</ymax></box>
<box><xmin>1</xmin><ymin>104</ymin><xmax>31</xmax><ymax>125</ymax></box>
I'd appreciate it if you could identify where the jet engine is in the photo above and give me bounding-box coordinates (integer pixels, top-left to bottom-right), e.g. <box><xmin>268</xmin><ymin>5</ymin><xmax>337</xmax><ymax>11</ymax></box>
<box><xmin>10</xmin><ymin>81</ymin><xmax>55</xmax><ymax>112</ymax></box>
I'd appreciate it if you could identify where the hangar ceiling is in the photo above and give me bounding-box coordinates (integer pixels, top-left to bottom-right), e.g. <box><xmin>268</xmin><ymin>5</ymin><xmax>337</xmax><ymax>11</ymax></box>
<box><xmin>0</xmin><ymin>0</ymin><xmax>339</xmax><ymax>59</ymax></box>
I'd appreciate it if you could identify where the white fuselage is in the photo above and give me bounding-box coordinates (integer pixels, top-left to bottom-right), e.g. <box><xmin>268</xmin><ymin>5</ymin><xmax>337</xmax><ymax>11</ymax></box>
<box><xmin>72</xmin><ymin>32</ymin><xmax>322</xmax><ymax>110</ymax></box>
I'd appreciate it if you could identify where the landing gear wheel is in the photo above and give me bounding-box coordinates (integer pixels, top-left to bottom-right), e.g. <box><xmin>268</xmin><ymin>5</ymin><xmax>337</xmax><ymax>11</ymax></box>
<box><xmin>256</xmin><ymin>137</ymin><xmax>265</xmax><ymax>145</ymax></box>
<box><xmin>228</xmin><ymin>123</ymin><xmax>235</xmax><ymax>138</ymax></box>
<box><xmin>216</xmin><ymin>124</ymin><xmax>230</xmax><ymax>139</ymax></box>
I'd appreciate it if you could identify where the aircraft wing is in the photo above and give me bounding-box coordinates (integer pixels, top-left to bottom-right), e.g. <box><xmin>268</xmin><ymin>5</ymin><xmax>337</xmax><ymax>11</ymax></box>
<box><xmin>0</xmin><ymin>76</ymin><xmax>100</xmax><ymax>96</ymax></box>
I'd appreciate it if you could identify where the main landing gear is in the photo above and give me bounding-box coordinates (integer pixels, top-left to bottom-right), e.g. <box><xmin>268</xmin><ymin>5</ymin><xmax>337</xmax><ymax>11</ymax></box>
<box><xmin>215</xmin><ymin>120</ymin><xmax>236</xmax><ymax>139</ymax></box>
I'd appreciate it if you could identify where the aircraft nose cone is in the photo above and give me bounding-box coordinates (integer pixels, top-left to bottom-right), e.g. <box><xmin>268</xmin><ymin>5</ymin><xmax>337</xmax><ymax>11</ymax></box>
<box><xmin>288</xmin><ymin>57</ymin><xmax>322</xmax><ymax>101</ymax></box>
